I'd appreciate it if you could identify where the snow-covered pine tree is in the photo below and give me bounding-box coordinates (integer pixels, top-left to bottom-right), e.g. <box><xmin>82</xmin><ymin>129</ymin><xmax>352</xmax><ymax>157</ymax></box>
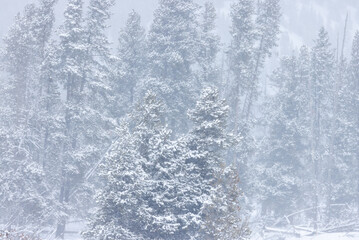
<box><xmin>34</xmin><ymin>0</ymin><xmax>57</xmax><ymax>54</ymax></box>
<box><xmin>84</xmin><ymin>122</ymin><xmax>147</xmax><ymax>240</ymax></box>
<box><xmin>145</xmin><ymin>0</ymin><xmax>199</xmax><ymax>134</ymax></box>
<box><xmin>196</xmin><ymin>2</ymin><xmax>220</xmax><ymax>87</ymax></box>
<box><xmin>115</xmin><ymin>10</ymin><xmax>146</xmax><ymax>115</ymax></box>
<box><xmin>294</xmin><ymin>46</ymin><xmax>313</xmax><ymax>213</ymax></box>
<box><xmin>186</xmin><ymin>87</ymin><xmax>248</xmax><ymax>239</ymax></box>
<box><xmin>243</xmin><ymin>0</ymin><xmax>281</xmax><ymax>118</ymax></box>
<box><xmin>226</xmin><ymin>1</ymin><xmax>280</xmax><ymax>203</ymax></box>
<box><xmin>227</xmin><ymin>0</ymin><xmax>255</xmax><ymax>131</ymax></box>
<box><xmin>55</xmin><ymin>0</ymin><xmax>88</xmax><ymax>237</ymax></box>
<box><xmin>2</xmin><ymin>4</ymin><xmax>38</xmax><ymax>119</ymax></box>
<box><xmin>74</xmin><ymin>0</ymin><xmax>117</xmax><ymax>218</ymax></box>
<box><xmin>0</xmin><ymin>0</ymin><xmax>57</xmax><ymax>230</ymax></box>
<box><xmin>35</xmin><ymin>0</ymin><xmax>59</xmax><ymax>173</ymax></box>
<box><xmin>330</xmin><ymin>31</ymin><xmax>359</xmax><ymax>219</ymax></box>
<box><xmin>309</xmin><ymin>27</ymin><xmax>335</xmax><ymax>229</ymax></box>
<box><xmin>85</xmin><ymin>0</ymin><xmax>115</xmax><ymax>110</ymax></box>
<box><xmin>225</xmin><ymin>0</ymin><xmax>257</xmax><ymax>207</ymax></box>
<box><xmin>227</xmin><ymin>0</ymin><xmax>281</xmax><ymax>149</ymax></box>
<box><xmin>38</xmin><ymin>42</ymin><xmax>64</xmax><ymax>210</ymax></box>
<box><xmin>86</xmin><ymin>92</ymin><xmax>192</xmax><ymax>239</ymax></box>
<box><xmin>349</xmin><ymin>32</ymin><xmax>359</xmax><ymax>218</ymax></box>
<box><xmin>186</xmin><ymin>87</ymin><xmax>230</xmax><ymax>201</ymax></box>
<box><xmin>131</xmin><ymin>92</ymin><xmax>187</xmax><ymax>239</ymax></box>
<box><xmin>259</xmin><ymin>55</ymin><xmax>307</xmax><ymax>220</ymax></box>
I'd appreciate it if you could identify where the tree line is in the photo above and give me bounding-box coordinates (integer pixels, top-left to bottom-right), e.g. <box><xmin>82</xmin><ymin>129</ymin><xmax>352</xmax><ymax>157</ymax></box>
<box><xmin>0</xmin><ymin>0</ymin><xmax>357</xmax><ymax>239</ymax></box>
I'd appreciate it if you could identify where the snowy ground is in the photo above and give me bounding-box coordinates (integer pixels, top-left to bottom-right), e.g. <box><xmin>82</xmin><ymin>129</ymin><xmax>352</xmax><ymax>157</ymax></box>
<box><xmin>251</xmin><ymin>232</ymin><xmax>359</xmax><ymax>240</ymax></box>
<box><xmin>62</xmin><ymin>231</ymin><xmax>359</xmax><ymax>240</ymax></box>
<box><xmin>288</xmin><ymin>232</ymin><xmax>359</xmax><ymax>240</ymax></box>
<box><xmin>62</xmin><ymin>232</ymin><xmax>359</xmax><ymax>240</ymax></box>
<box><xmin>3</xmin><ymin>222</ymin><xmax>356</xmax><ymax>240</ymax></box>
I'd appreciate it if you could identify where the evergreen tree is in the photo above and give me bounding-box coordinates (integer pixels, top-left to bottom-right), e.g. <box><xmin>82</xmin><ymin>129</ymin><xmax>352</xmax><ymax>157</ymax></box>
<box><xmin>309</xmin><ymin>27</ymin><xmax>335</xmax><ymax>229</ymax></box>
<box><xmin>187</xmin><ymin>87</ymin><xmax>230</xmax><ymax>196</ymax></box>
<box><xmin>78</xmin><ymin>0</ymin><xmax>117</xmax><ymax>215</ymax></box>
<box><xmin>35</xmin><ymin>0</ymin><xmax>59</xmax><ymax>176</ymax></box>
<box><xmin>131</xmin><ymin>92</ymin><xmax>187</xmax><ymax>239</ymax></box>
<box><xmin>226</xmin><ymin>0</ymin><xmax>254</xmax><ymax>212</ymax></box>
<box><xmin>38</xmin><ymin>42</ymin><xmax>65</xmax><ymax>217</ymax></box>
<box><xmin>349</xmin><ymin>32</ymin><xmax>359</xmax><ymax>217</ymax></box>
<box><xmin>86</xmin><ymin>92</ymin><xmax>192</xmax><ymax>239</ymax></box>
<box><xmin>54</xmin><ymin>0</ymin><xmax>117</xmax><ymax>237</ymax></box>
<box><xmin>294</xmin><ymin>46</ymin><xmax>313</xmax><ymax>212</ymax></box>
<box><xmin>331</xmin><ymin>32</ymin><xmax>359</xmax><ymax>219</ymax></box>
<box><xmin>0</xmin><ymin>0</ymin><xmax>57</xmax><ymax>230</ymax></box>
<box><xmin>2</xmin><ymin>3</ymin><xmax>45</xmax><ymax>119</ymax></box>
<box><xmin>186</xmin><ymin>87</ymin><xmax>248</xmax><ymax>239</ymax></box>
<box><xmin>85</xmin><ymin>0</ymin><xmax>115</xmax><ymax>112</ymax></box>
<box><xmin>115</xmin><ymin>10</ymin><xmax>147</xmax><ymax>114</ymax></box>
<box><xmin>197</xmin><ymin>2</ymin><xmax>220</xmax><ymax>87</ymax></box>
<box><xmin>226</xmin><ymin>1</ymin><xmax>280</xmax><ymax>205</ymax></box>
<box><xmin>243</xmin><ymin>0</ymin><xmax>281</xmax><ymax>118</ymax></box>
<box><xmin>227</xmin><ymin>0</ymin><xmax>255</xmax><ymax>130</ymax></box>
<box><xmin>84</xmin><ymin>122</ymin><xmax>147</xmax><ymax>240</ymax></box>
<box><xmin>55</xmin><ymin>0</ymin><xmax>88</xmax><ymax>237</ymax></box>
<box><xmin>259</xmin><ymin>55</ymin><xmax>307</xmax><ymax>219</ymax></box>
<box><xmin>145</xmin><ymin>0</ymin><xmax>199</xmax><ymax>133</ymax></box>
<box><xmin>227</xmin><ymin>0</ymin><xmax>281</xmax><ymax>149</ymax></box>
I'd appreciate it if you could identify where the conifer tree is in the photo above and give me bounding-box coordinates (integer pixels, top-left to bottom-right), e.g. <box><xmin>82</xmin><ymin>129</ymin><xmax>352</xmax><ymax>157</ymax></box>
<box><xmin>187</xmin><ymin>87</ymin><xmax>248</xmax><ymax>239</ymax></box>
<box><xmin>331</xmin><ymin>32</ymin><xmax>359</xmax><ymax>218</ymax></box>
<box><xmin>243</xmin><ymin>0</ymin><xmax>281</xmax><ymax>118</ymax></box>
<box><xmin>86</xmin><ymin>92</ymin><xmax>191</xmax><ymax>239</ymax></box>
<box><xmin>84</xmin><ymin>122</ymin><xmax>147</xmax><ymax>240</ymax></box>
<box><xmin>197</xmin><ymin>2</ymin><xmax>220</xmax><ymax>87</ymax></box>
<box><xmin>226</xmin><ymin>0</ymin><xmax>255</xmax><ymax>210</ymax></box>
<box><xmin>131</xmin><ymin>92</ymin><xmax>186</xmax><ymax>239</ymax></box>
<box><xmin>145</xmin><ymin>0</ymin><xmax>199</xmax><ymax>133</ymax></box>
<box><xmin>350</xmin><ymin>32</ymin><xmax>359</xmax><ymax>217</ymax></box>
<box><xmin>85</xmin><ymin>0</ymin><xmax>115</xmax><ymax>110</ymax></box>
<box><xmin>55</xmin><ymin>0</ymin><xmax>88</xmax><ymax>237</ymax></box>
<box><xmin>227</xmin><ymin>0</ymin><xmax>255</xmax><ymax>131</ymax></box>
<box><xmin>116</xmin><ymin>10</ymin><xmax>147</xmax><ymax>114</ymax></box>
<box><xmin>294</xmin><ymin>46</ymin><xmax>313</xmax><ymax>212</ymax></box>
<box><xmin>310</xmin><ymin>27</ymin><xmax>335</xmax><ymax>229</ymax></box>
<box><xmin>226</xmin><ymin>1</ymin><xmax>280</xmax><ymax>203</ymax></box>
<box><xmin>80</xmin><ymin>0</ymin><xmax>116</xmax><ymax>207</ymax></box>
<box><xmin>0</xmin><ymin>0</ymin><xmax>57</xmax><ymax>230</ymax></box>
<box><xmin>260</xmin><ymin>56</ymin><xmax>307</xmax><ymax>218</ymax></box>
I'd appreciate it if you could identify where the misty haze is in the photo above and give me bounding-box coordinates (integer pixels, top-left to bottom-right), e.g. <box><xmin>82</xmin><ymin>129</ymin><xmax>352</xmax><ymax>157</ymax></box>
<box><xmin>0</xmin><ymin>0</ymin><xmax>358</xmax><ymax>240</ymax></box>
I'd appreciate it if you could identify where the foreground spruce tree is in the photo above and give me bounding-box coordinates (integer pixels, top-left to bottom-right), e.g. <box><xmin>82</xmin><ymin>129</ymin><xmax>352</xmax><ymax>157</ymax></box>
<box><xmin>85</xmin><ymin>92</ymin><xmax>183</xmax><ymax>239</ymax></box>
<box><xmin>85</xmin><ymin>89</ymin><xmax>249</xmax><ymax>239</ymax></box>
<box><xmin>186</xmin><ymin>87</ymin><xmax>249</xmax><ymax>239</ymax></box>
<box><xmin>84</xmin><ymin>122</ymin><xmax>147</xmax><ymax>240</ymax></box>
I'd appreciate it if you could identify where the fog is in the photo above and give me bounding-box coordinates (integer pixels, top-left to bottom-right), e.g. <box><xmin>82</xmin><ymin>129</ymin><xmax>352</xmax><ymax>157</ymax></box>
<box><xmin>1</xmin><ymin>0</ymin><xmax>359</xmax><ymax>53</ymax></box>
<box><xmin>0</xmin><ymin>0</ymin><xmax>358</xmax><ymax>239</ymax></box>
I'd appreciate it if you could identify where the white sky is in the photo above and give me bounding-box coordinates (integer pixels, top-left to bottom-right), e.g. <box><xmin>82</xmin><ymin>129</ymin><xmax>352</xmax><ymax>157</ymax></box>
<box><xmin>0</xmin><ymin>0</ymin><xmax>358</xmax><ymax>57</ymax></box>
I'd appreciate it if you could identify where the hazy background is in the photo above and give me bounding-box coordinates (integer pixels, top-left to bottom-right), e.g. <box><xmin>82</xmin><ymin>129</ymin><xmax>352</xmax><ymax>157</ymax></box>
<box><xmin>1</xmin><ymin>0</ymin><xmax>358</xmax><ymax>57</ymax></box>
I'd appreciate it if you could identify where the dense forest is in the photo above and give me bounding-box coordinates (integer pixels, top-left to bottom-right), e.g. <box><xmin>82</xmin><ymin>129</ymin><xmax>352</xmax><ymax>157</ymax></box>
<box><xmin>0</xmin><ymin>0</ymin><xmax>358</xmax><ymax>239</ymax></box>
